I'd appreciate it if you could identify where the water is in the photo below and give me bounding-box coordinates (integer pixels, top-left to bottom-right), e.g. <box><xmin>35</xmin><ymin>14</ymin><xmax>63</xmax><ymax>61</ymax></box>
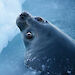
<box><xmin>0</xmin><ymin>0</ymin><xmax>75</xmax><ymax>75</ymax></box>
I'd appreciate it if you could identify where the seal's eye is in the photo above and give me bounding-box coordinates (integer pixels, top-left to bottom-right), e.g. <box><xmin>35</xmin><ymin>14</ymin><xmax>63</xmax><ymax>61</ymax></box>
<box><xmin>26</xmin><ymin>32</ymin><xmax>33</xmax><ymax>39</ymax></box>
<box><xmin>35</xmin><ymin>17</ymin><xmax>44</xmax><ymax>22</ymax></box>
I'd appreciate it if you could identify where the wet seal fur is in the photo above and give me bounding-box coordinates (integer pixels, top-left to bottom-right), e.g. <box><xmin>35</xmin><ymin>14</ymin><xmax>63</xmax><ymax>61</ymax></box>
<box><xmin>16</xmin><ymin>12</ymin><xmax>75</xmax><ymax>75</ymax></box>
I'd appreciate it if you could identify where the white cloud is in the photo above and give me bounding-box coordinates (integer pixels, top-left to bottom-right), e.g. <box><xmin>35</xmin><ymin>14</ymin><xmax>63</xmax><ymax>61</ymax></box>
<box><xmin>0</xmin><ymin>0</ymin><xmax>22</xmax><ymax>53</ymax></box>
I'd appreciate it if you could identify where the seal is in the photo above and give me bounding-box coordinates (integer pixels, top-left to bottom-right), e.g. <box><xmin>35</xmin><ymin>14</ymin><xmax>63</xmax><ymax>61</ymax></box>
<box><xmin>16</xmin><ymin>12</ymin><xmax>75</xmax><ymax>75</ymax></box>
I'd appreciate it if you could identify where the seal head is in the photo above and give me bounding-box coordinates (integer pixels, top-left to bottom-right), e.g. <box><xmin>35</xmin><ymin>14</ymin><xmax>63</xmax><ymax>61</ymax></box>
<box><xmin>16</xmin><ymin>12</ymin><xmax>75</xmax><ymax>75</ymax></box>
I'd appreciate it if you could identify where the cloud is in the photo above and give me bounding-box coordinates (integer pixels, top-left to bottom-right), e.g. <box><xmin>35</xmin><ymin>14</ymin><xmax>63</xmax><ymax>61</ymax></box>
<box><xmin>0</xmin><ymin>0</ymin><xmax>23</xmax><ymax>53</ymax></box>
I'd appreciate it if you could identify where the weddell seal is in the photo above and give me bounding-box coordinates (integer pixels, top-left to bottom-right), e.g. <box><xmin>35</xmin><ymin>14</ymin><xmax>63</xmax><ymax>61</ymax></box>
<box><xmin>16</xmin><ymin>12</ymin><xmax>75</xmax><ymax>75</ymax></box>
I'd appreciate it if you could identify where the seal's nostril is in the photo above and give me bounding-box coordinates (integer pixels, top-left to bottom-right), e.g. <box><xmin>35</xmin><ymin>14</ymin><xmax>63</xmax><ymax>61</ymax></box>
<box><xmin>20</xmin><ymin>13</ymin><xmax>25</xmax><ymax>20</ymax></box>
<box><xmin>20</xmin><ymin>14</ymin><xmax>25</xmax><ymax>20</ymax></box>
<box><xmin>20</xmin><ymin>12</ymin><xmax>29</xmax><ymax>20</ymax></box>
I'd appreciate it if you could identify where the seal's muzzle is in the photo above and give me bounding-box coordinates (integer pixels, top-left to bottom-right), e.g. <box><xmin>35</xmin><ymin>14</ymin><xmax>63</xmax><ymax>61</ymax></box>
<box><xmin>16</xmin><ymin>12</ymin><xmax>30</xmax><ymax>31</ymax></box>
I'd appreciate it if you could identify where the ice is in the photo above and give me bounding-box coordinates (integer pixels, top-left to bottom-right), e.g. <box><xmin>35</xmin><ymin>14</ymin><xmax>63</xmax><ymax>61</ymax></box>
<box><xmin>67</xmin><ymin>70</ymin><xmax>71</xmax><ymax>74</ymax></box>
<box><xmin>0</xmin><ymin>0</ymin><xmax>22</xmax><ymax>53</ymax></box>
<box><xmin>42</xmin><ymin>65</ymin><xmax>46</xmax><ymax>71</ymax></box>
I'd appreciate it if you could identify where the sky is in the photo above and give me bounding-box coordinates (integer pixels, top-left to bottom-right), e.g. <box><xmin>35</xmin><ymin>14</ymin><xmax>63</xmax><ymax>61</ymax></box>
<box><xmin>0</xmin><ymin>0</ymin><xmax>75</xmax><ymax>75</ymax></box>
